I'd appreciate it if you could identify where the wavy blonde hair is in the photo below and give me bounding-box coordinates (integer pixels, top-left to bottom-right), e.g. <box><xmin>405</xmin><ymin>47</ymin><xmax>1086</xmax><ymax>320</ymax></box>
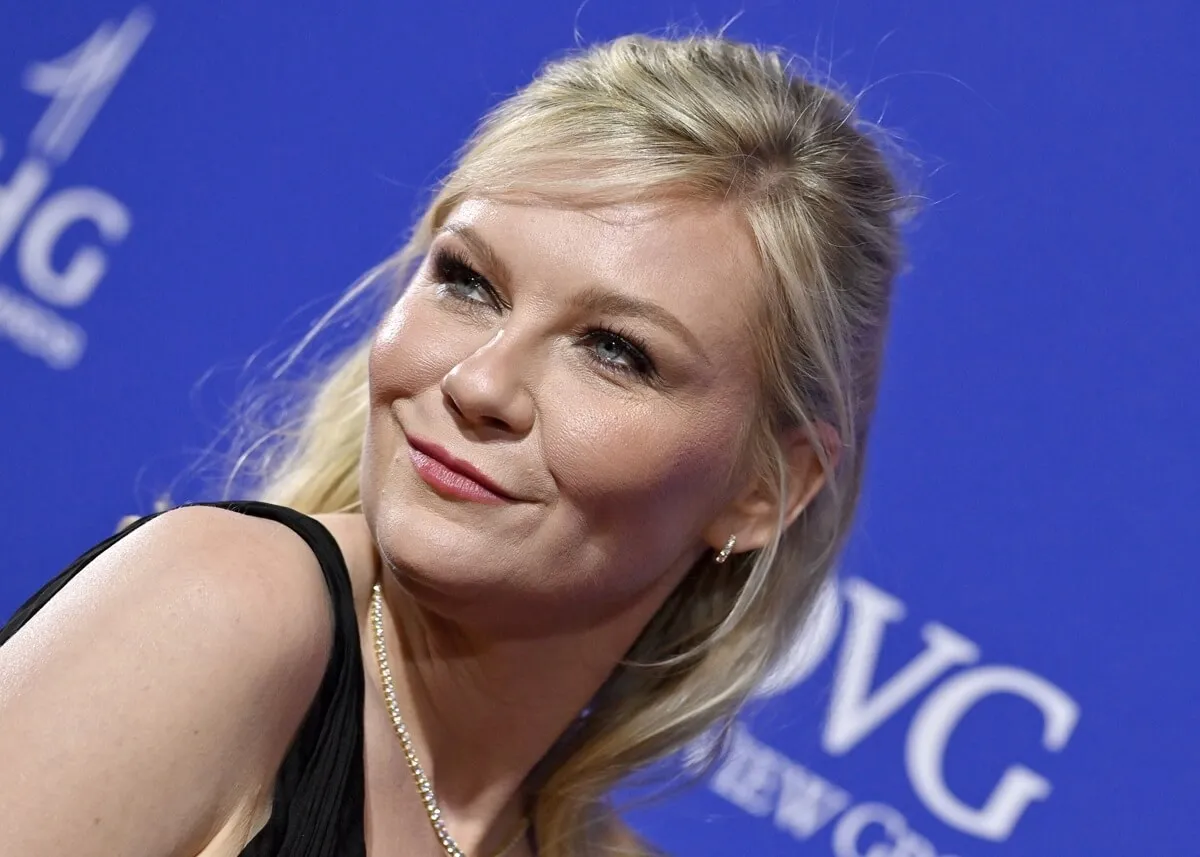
<box><xmin>233</xmin><ymin>33</ymin><xmax>912</xmax><ymax>857</ymax></box>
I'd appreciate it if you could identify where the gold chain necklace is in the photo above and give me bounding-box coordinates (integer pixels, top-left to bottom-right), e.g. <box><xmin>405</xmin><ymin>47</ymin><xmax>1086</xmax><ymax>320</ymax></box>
<box><xmin>370</xmin><ymin>583</ymin><xmax>530</xmax><ymax>857</ymax></box>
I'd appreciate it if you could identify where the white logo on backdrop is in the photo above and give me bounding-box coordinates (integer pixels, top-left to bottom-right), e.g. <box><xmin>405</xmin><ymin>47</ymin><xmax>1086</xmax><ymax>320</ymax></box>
<box><xmin>688</xmin><ymin>577</ymin><xmax>1080</xmax><ymax>856</ymax></box>
<box><xmin>0</xmin><ymin>7</ymin><xmax>152</xmax><ymax>369</ymax></box>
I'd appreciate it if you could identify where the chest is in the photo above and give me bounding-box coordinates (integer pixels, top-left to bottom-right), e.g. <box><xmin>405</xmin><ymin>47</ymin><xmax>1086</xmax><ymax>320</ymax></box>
<box><xmin>360</xmin><ymin>694</ymin><xmax>535</xmax><ymax>857</ymax></box>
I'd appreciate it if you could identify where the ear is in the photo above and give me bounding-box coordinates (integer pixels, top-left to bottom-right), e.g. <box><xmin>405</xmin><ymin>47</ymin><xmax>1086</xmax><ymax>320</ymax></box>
<box><xmin>701</xmin><ymin>422</ymin><xmax>841</xmax><ymax>560</ymax></box>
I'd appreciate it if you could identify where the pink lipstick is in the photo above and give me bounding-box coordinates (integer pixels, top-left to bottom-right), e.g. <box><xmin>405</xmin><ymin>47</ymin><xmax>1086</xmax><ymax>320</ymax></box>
<box><xmin>406</xmin><ymin>436</ymin><xmax>516</xmax><ymax>505</ymax></box>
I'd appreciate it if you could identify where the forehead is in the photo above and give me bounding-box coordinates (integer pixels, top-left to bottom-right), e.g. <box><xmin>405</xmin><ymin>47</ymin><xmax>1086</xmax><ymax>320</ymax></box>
<box><xmin>441</xmin><ymin>198</ymin><xmax>764</xmax><ymax>349</ymax></box>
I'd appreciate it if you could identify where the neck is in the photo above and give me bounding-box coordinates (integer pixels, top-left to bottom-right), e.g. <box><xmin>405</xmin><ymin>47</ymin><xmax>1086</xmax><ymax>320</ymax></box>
<box><xmin>369</xmin><ymin>565</ymin><xmax>684</xmax><ymax>852</ymax></box>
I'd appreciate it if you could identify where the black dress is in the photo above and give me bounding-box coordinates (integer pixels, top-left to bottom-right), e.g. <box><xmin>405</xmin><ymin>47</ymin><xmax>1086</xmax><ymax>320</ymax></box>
<box><xmin>0</xmin><ymin>501</ymin><xmax>369</xmax><ymax>857</ymax></box>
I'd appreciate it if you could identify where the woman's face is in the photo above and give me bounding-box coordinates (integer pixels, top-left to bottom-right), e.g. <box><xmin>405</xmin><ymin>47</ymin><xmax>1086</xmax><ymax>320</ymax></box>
<box><xmin>361</xmin><ymin>196</ymin><xmax>766</xmax><ymax>633</ymax></box>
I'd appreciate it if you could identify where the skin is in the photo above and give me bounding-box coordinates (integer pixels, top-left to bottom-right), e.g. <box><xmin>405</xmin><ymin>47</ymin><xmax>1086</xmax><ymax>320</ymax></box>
<box><xmin>0</xmin><ymin>195</ymin><xmax>828</xmax><ymax>857</ymax></box>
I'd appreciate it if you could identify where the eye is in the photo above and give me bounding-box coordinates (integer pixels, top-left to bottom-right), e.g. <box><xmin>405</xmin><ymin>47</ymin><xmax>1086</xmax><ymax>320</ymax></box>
<box><xmin>431</xmin><ymin>247</ymin><xmax>501</xmax><ymax>309</ymax></box>
<box><xmin>582</xmin><ymin>326</ymin><xmax>656</xmax><ymax>379</ymax></box>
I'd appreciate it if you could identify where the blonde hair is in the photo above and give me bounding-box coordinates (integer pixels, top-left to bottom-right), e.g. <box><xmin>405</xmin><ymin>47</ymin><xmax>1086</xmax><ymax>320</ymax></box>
<box><xmin>237</xmin><ymin>33</ymin><xmax>912</xmax><ymax>857</ymax></box>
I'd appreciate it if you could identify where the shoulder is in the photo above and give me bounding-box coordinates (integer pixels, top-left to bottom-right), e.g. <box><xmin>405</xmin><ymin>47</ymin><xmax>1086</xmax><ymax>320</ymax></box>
<box><xmin>111</xmin><ymin>504</ymin><xmax>338</xmax><ymax>666</ymax></box>
<box><xmin>10</xmin><ymin>503</ymin><xmax>339</xmax><ymax>756</ymax></box>
<box><xmin>115</xmin><ymin>504</ymin><xmax>378</xmax><ymax>617</ymax></box>
<box><xmin>0</xmin><ymin>504</ymin><xmax>337</xmax><ymax>856</ymax></box>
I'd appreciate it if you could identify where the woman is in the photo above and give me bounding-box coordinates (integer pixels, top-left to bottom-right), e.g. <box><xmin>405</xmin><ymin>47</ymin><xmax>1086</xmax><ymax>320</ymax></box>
<box><xmin>0</xmin><ymin>33</ymin><xmax>910</xmax><ymax>857</ymax></box>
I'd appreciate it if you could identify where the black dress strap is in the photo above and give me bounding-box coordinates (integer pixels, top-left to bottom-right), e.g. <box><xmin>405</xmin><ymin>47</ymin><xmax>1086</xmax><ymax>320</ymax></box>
<box><xmin>0</xmin><ymin>500</ymin><xmax>367</xmax><ymax>857</ymax></box>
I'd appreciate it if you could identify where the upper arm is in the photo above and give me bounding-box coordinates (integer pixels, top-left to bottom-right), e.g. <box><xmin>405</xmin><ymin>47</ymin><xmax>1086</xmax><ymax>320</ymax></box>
<box><xmin>0</xmin><ymin>505</ymin><xmax>334</xmax><ymax>857</ymax></box>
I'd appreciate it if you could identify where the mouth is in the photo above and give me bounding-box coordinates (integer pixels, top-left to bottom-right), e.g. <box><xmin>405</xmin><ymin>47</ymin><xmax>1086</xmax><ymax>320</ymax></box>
<box><xmin>404</xmin><ymin>434</ymin><xmax>519</xmax><ymax>504</ymax></box>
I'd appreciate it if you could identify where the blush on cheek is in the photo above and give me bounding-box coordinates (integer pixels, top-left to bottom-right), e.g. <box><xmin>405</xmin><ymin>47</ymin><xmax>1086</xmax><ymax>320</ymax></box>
<box><xmin>368</xmin><ymin>299</ymin><xmax>455</xmax><ymax>401</ymax></box>
<box><xmin>548</xmin><ymin>410</ymin><xmax>737</xmax><ymax>519</ymax></box>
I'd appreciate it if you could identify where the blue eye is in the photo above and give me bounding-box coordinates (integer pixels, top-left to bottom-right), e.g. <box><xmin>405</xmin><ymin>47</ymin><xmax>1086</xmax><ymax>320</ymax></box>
<box><xmin>583</xmin><ymin>327</ymin><xmax>655</xmax><ymax>378</ymax></box>
<box><xmin>430</xmin><ymin>246</ymin><xmax>658</xmax><ymax>383</ymax></box>
<box><xmin>432</xmin><ymin>248</ymin><xmax>498</xmax><ymax>308</ymax></box>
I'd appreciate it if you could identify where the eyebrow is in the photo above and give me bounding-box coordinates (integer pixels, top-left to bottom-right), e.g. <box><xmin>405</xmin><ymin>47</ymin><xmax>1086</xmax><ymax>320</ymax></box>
<box><xmin>439</xmin><ymin>223</ymin><xmax>513</xmax><ymax>287</ymax></box>
<box><xmin>436</xmin><ymin>223</ymin><xmax>710</xmax><ymax>363</ymax></box>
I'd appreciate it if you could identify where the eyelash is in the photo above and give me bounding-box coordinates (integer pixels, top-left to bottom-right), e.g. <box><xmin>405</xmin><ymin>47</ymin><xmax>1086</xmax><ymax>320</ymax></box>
<box><xmin>429</xmin><ymin>247</ymin><xmax>658</xmax><ymax>381</ymax></box>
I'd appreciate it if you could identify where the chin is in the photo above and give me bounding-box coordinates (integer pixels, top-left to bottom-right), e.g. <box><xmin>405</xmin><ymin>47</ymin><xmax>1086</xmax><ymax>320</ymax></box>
<box><xmin>369</xmin><ymin>488</ymin><xmax>510</xmax><ymax>599</ymax></box>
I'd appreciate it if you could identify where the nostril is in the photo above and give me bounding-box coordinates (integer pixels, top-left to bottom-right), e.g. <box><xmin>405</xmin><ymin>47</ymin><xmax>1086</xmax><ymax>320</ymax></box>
<box><xmin>443</xmin><ymin>390</ymin><xmax>464</xmax><ymax>419</ymax></box>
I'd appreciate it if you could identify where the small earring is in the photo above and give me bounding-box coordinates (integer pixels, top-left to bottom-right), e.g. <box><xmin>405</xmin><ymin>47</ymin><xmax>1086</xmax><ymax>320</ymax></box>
<box><xmin>714</xmin><ymin>534</ymin><xmax>737</xmax><ymax>564</ymax></box>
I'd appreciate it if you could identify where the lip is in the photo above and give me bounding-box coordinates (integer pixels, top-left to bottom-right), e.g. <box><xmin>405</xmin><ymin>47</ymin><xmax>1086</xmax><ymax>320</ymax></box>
<box><xmin>405</xmin><ymin>434</ymin><xmax>519</xmax><ymax>503</ymax></box>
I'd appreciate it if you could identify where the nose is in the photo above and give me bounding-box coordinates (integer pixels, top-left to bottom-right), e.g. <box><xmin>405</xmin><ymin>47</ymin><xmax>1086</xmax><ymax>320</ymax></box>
<box><xmin>440</xmin><ymin>328</ymin><xmax>536</xmax><ymax>436</ymax></box>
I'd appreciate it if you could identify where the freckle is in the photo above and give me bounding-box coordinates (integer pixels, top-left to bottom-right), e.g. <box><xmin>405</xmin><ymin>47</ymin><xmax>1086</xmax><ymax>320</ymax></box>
<box><xmin>93</xmin><ymin>816</ymin><xmax>102</xmax><ymax>826</ymax></box>
<box><xmin>193</xmin><ymin>728</ymin><xmax>201</xmax><ymax>736</ymax></box>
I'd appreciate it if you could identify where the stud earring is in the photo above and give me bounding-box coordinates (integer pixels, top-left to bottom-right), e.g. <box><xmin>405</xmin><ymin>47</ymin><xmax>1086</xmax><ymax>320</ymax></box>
<box><xmin>714</xmin><ymin>534</ymin><xmax>737</xmax><ymax>564</ymax></box>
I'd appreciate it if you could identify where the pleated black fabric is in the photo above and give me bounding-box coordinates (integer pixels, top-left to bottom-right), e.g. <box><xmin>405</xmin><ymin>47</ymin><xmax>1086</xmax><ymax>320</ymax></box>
<box><xmin>0</xmin><ymin>500</ymin><xmax>368</xmax><ymax>857</ymax></box>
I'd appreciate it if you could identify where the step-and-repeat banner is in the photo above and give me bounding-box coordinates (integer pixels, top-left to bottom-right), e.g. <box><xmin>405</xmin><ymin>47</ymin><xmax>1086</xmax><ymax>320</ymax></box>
<box><xmin>2</xmin><ymin>2</ymin><xmax>1196</xmax><ymax>855</ymax></box>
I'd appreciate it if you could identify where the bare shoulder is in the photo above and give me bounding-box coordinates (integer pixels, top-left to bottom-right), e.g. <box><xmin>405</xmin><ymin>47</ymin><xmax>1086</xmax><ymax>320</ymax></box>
<box><xmin>103</xmin><ymin>504</ymin><xmax>337</xmax><ymax>664</ymax></box>
<box><xmin>0</xmin><ymin>504</ymin><xmax>336</xmax><ymax>857</ymax></box>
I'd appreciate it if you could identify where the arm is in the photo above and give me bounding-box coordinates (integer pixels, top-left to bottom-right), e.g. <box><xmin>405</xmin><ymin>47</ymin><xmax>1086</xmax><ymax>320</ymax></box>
<box><xmin>0</xmin><ymin>505</ymin><xmax>335</xmax><ymax>857</ymax></box>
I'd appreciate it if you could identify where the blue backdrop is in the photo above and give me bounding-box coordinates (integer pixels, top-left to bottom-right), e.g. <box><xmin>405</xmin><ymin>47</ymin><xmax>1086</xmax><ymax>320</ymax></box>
<box><xmin>2</xmin><ymin>2</ymin><xmax>1196</xmax><ymax>855</ymax></box>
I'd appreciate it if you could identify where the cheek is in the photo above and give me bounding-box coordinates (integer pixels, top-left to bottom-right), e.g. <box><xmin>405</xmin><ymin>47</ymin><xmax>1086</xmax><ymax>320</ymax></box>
<box><xmin>543</xmin><ymin>393</ymin><xmax>743</xmax><ymax>527</ymax></box>
<box><xmin>364</xmin><ymin>298</ymin><xmax>448</xmax><ymax>502</ymax></box>
<box><xmin>368</xmin><ymin>294</ymin><xmax>458</xmax><ymax>401</ymax></box>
